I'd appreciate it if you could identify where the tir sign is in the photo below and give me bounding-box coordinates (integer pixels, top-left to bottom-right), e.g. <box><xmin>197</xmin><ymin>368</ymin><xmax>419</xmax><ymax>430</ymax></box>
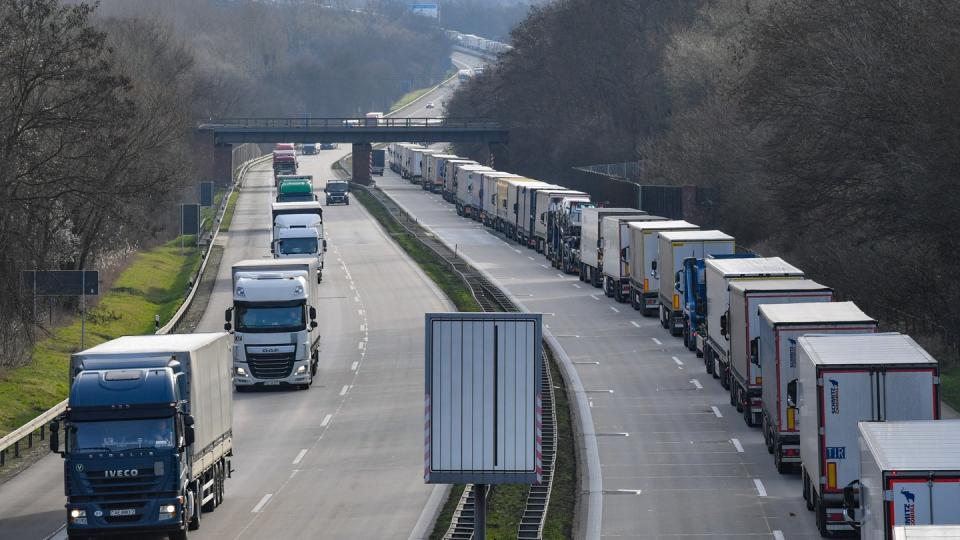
<box><xmin>424</xmin><ymin>313</ymin><xmax>543</xmax><ymax>485</ymax></box>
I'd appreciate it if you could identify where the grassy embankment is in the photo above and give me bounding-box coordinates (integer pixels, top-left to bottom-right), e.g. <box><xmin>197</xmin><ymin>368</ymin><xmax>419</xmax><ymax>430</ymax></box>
<box><xmin>350</xmin><ymin>179</ymin><xmax>575</xmax><ymax>539</ymax></box>
<box><xmin>0</xmin><ymin>238</ymin><xmax>202</xmax><ymax>436</ymax></box>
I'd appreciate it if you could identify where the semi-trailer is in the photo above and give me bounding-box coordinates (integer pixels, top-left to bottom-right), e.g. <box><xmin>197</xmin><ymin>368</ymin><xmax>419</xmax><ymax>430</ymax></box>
<box><xmin>727</xmin><ymin>279</ymin><xmax>834</xmax><ymax>427</ymax></box>
<box><xmin>703</xmin><ymin>257</ymin><xmax>804</xmax><ymax>389</ymax></box>
<box><xmin>579</xmin><ymin>208</ymin><xmax>647</xmax><ymax>288</ymax></box>
<box><xmin>517</xmin><ymin>182</ymin><xmax>564</xmax><ymax>248</ymax></box>
<box><xmin>452</xmin><ymin>163</ymin><xmax>491</xmax><ymax>216</ymax></box>
<box><xmin>792</xmin><ymin>333</ymin><xmax>940</xmax><ymax>537</ymax></box>
<box><xmin>757</xmin><ymin>301</ymin><xmax>877</xmax><ymax>472</ymax></box>
<box><xmin>423</xmin><ymin>152</ymin><xmax>456</xmax><ymax>190</ymax></box>
<box><xmin>532</xmin><ymin>189</ymin><xmax>587</xmax><ymax>254</ymax></box>
<box><xmin>55</xmin><ymin>333</ymin><xmax>233</xmax><ymax>539</ymax></box>
<box><xmin>856</xmin><ymin>422</ymin><xmax>960</xmax><ymax>539</ymax></box>
<box><xmin>479</xmin><ymin>171</ymin><xmax>522</xmax><ymax>226</ymax></box>
<box><xmin>619</xmin><ymin>219</ymin><xmax>695</xmax><ymax>308</ymax></box>
<box><xmin>276</xmin><ymin>178</ymin><xmax>316</xmax><ymax>203</ymax></box>
<box><xmin>227</xmin><ymin>258</ymin><xmax>321</xmax><ymax>390</ymax></box>
<box><xmin>440</xmin><ymin>158</ymin><xmax>475</xmax><ymax>199</ymax></box>
<box><xmin>551</xmin><ymin>195</ymin><xmax>595</xmax><ymax>272</ymax></box>
<box><xmin>655</xmin><ymin>230</ymin><xmax>735</xmax><ymax>335</ymax></box>
<box><xmin>504</xmin><ymin>178</ymin><xmax>551</xmax><ymax>241</ymax></box>
<box><xmin>371</xmin><ymin>148</ymin><xmax>385</xmax><ymax>176</ymax></box>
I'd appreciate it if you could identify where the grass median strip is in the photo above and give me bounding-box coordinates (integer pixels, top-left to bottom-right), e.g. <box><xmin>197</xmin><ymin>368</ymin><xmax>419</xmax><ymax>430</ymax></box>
<box><xmin>220</xmin><ymin>188</ymin><xmax>241</xmax><ymax>232</ymax></box>
<box><xmin>0</xmin><ymin>238</ymin><xmax>201</xmax><ymax>436</ymax></box>
<box><xmin>352</xmin><ymin>183</ymin><xmax>576</xmax><ymax>539</ymax></box>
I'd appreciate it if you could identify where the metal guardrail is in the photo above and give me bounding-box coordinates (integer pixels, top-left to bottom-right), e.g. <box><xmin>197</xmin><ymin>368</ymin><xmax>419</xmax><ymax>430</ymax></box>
<box><xmin>200</xmin><ymin>117</ymin><xmax>502</xmax><ymax>130</ymax></box>
<box><xmin>0</xmin><ymin>148</ymin><xmax>271</xmax><ymax>470</ymax></box>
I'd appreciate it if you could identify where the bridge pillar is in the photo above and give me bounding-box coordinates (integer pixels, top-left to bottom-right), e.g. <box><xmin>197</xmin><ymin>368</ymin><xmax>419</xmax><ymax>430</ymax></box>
<box><xmin>214</xmin><ymin>144</ymin><xmax>234</xmax><ymax>186</ymax></box>
<box><xmin>352</xmin><ymin>142</ymin><xmax>372</xmax><ymax>186</ymax></box>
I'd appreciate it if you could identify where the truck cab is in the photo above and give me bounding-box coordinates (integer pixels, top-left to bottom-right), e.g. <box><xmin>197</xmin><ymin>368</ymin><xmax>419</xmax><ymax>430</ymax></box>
<box><xmin>228</xmin><ymin>259</ymin><xmax>320</xmax><ymax>390</ymax></box>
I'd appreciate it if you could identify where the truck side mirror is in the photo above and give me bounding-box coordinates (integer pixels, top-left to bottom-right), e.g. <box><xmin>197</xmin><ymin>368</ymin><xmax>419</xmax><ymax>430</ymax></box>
<box><xmin>620</xmin><ymin>247</ymin><xmax>628</xmax><ymax>260</ymax></box>
<box><xmin>224</xmin><ymin>307</ymin><xmax>233</xmax><ymax>332</ymax></box>
<box><xmin>675</xmin><ymin>270</ymin><xmax>682</xmax><ymax>292</ymax></box>
<box><xmin>750</xmin><ymin>337</ymin><xmax>760</xmax><ymax>365</ymax></box>
<box><xmin>184</xmin><ymin>415</ymin><xmax>195</xmax><ymax>447</ymax></box>
<box><xmin>49</xmin><ymin>421</ymin><xmax>60</xmax><ymax>454</ymax></box>
<box><xmin>270</xmin><ymin>243</ymin><xmax>275</xmax><ymax>254</ymax></box>
<box><xmin>720</xmin><ymin>313</ymin><xmax>728</xmax><ymax>339</ymax></box>
<box><xmin>842</xmin><ymin>480</ymin><xmax>861</xmax><ymax>528</ymax></box>
<box><xmin>309</xmin><ymin>306</ymin><xmax>317</xmax><ymax>320</ymax></box>
<box><xmin>323</xmin><ymin>239</ymin><xmax>328</xmax><ymax>252</ymax></box>
<box><xmin>651</xmin><ymin>260</ymin><xmax>657</xmax><ymax>271</ymax></box>
<box><xmin>786</xmin><ymin>379</ymin><xmax>798</xmax><ymax>408</ymax></box>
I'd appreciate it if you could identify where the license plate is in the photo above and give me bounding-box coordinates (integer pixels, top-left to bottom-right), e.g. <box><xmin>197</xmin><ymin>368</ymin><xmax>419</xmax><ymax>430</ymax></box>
<box><xmin>109</xmin><ymin>508</ymin><xmax>135</xmax><ymax>516</ymax></box>
<box><xmin>264</xmin><ymin>380</ymin><xmax>280</xmax><ymax>386</ymax></box>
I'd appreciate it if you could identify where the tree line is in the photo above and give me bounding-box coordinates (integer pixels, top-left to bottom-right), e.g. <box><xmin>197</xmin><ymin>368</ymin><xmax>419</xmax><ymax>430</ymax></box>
<box><xmin>0</xmin><ymin>0</ymin><xmax>451</xmax><ymax>367</ymax></box>
<box><xmin>447</xmin><ymin>0</ymin><xmax>960</xmax><ymax>365</ymax></box>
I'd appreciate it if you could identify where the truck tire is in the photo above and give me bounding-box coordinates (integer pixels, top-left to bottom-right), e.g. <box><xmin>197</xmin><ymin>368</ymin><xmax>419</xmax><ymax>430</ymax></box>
<box><xmin>729</xmin><ymin>382</ymin><xmax>738</xmax><ymax>408</ymax></box>
<box><xmin>614</xmin><ymin>287</ymin><xmax>624</xmax><ymax>303</ymax></box>
<box><xmin>704</xmin><ymin>347</ymin><xmax>714</xmax><ymax>375</ymax></box>
<box><xmin>803</xmin><ymin>469</ymin><xmax>815</xmax><ymax>511</ymax></box>
<box><xmin>659</xmin><ymin>306</ymin><xmax>669</xmax><ymax>329</ymax></box>
<box><xmin>774</xmin><ymin>444</ymin><xmax>791</xmax><ymax>474</ymax></box>
<box><xmin>188</xmin><ymin>484</ymin><xmax>201</xmax><ymax>531</ymax></box>
<box><xmin>604</xmin><ymin>277</ymin><xmax>614</xmax><ymax>297</ymax></box>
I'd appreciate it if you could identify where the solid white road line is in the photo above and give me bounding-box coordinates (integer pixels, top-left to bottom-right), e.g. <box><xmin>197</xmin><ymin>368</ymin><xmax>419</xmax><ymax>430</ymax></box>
<box><xmin>616</xmin><ymin>489</ymin><xmax>642</xmax><ymax>495</ymax></box>
<box><xmin>753</xmin><ymin>478</ymin><xmax>767</xmax><ymax>497</ymax></box>
<box><xmin>251</xmin><ymin>493</ymin><xmax>273</xmax><ymax>513</ymax></box>
<box><xmin>321</xmin><ymin>413</ymin><xmax>333</xmax><ymax>427</ymax></box>
<box><xmin>339</xmin><ymin>385</ymin><xmax>350</xmax><ymax>396</ymax></box>
<box><xmin>292</xmin><ymin>449</ymin><xmax>308</xmax><ymax>465</ymax></box>
<box><xmin>630</xmin><ymin>321</ymin><xmax>641</xmax><ymax>328</ymax></box>
<box><xmin>731</xmin><ymin>438</ymin><xmax>745</xmax><ymax>453</ymax></box>
<box><xmin>711</xmin><ymin>406</ymin><xmax>723</xmax><ymax>418</ymax></box>
<box><xmin>651</xmin><ymin>337</ymin><xmax>662</xmax><ymax>345</ymax></box>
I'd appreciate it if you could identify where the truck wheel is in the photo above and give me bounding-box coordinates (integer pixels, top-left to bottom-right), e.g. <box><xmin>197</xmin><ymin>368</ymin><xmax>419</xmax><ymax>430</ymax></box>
<box><xmin>614</xmin><ymin>287</ymin><xmax>624</xmax><ymax>303</ymax></box>
<box><xmin>803</xmin><ymin>469</ymin><xmax>815</xmax><ymax>511</ymax></box>
<box><xmin>631</xmin><ymin>291</ymin><xmax>641</xmax><ymax>310</ymax></box>
<box><xmin>762</xmin><ymin>417</ymin><xmax>773</xmax><ymax>453</ymax></box>
<box><xmin>704</xmin><ymin>347</ymin><xmax>714</xmax><ymax>375</ymax></box>
<box><xmin>188</xmin><ymin>484</ymin><xmax>201</xmax><ymax>530</ymax></box>
<box><xmin>774</xmin><ymin>445</ymin><xmax>791</xmax><ymax>474</ymax></box>
<box><xmin>729</xmin><ymin>383</ymin><xmax>738</xmax><ymax>408</ymax></box>
<box><xmin>742</xmin><ymin>402</ymin><xmax>754</xmax><ymax>426</ymax></box>
<box><xmin>720</xmin><ymin>364</ymin><xmax>730</xmax><ymax>390</ymax></box>
<box><xmin>603</xmin><ymin>277</ymin><xmax>614</xmax><ymax>297</ymax></box>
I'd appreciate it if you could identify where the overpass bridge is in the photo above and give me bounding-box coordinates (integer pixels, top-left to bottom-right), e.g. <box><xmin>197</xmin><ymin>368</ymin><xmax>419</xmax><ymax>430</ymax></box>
<box><xmin>197</xmin><ymin>117</ymin><xmax>508</xmax><ymax>185</ymax></box>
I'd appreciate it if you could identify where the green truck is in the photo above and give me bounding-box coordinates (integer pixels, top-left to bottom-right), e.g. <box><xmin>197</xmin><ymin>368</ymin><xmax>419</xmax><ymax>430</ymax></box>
<box><xmin>276</xmin><ymin>176</ymin><xmax>317</xmax><ymax>203</ymax></box>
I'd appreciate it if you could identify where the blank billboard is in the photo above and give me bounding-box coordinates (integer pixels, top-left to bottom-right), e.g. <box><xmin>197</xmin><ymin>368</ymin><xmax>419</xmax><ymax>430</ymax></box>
<box><xmin>425</xmin><ymin>312</ymin><xmax>542</xmax><ymax>485</ymax></box>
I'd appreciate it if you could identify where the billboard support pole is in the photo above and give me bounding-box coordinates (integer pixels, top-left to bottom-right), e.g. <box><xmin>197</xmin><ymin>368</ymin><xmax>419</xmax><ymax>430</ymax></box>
<box><xmin>475</xmin><ymin>484</ymin><xmax>487</xmax><ymax>540</ymax></box>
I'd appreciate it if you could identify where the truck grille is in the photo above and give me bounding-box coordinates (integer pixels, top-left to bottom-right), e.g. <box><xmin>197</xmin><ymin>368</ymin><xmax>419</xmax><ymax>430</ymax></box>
<box><xmin>247</xmin><ymin>350</ymin><xmax>295</xmax><ymax>379</ymax></box>
<box><xmin>82</xmin><ymin>468</ymin><xmax>159</xmax><ymax>497</ymax></box>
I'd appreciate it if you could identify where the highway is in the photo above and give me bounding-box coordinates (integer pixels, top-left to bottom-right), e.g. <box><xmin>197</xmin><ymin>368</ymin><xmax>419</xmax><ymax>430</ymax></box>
<box><xmin>0</xmin><ymin>51</ymin><xmax>480</xmax><ymax>540</ymax></box>
<box><xmin>374</xmin><ymin>170</ymin><xmax>825</xmax><ymax>538</ymax></box>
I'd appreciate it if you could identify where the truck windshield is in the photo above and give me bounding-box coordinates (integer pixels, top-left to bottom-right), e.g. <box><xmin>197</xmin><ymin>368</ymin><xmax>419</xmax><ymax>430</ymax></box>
<box><xmin>327</xmin><ymin>183</ymin><xmax>348</xmax><ymax>194</ymax></box>
<box><xmin>236</xmin><ymin>301</ymin><xmax>305</xmax><ymax>332</ymax></box>
<box><xmin>70</xmin><ymin>417</ymin><xmax>175</xmax><ymax>451</ymax></box>
<box><xmin>277</xmin><ymin>237</ymin><xmax>318</xmax><ymax>255</ymax></box>
<box><xmin>278</xmin><ymin>193</ymin><xmax>315</xmax><ymax>203</ymax></box>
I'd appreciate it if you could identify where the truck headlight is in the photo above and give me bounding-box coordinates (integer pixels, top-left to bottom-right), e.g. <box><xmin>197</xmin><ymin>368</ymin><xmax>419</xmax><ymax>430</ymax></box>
<box><xmin>296</xmin><ymin>365</ymin><xmax>307</xmax><ymax>374</ymax></box>
<box><xmin>159</xmin><ymin>504</ymin><xmax>177</xmax><ymax>519</ymax></box>
<box><xmin>236</xmin><ymin>366</ymin><xmax>247</xmax><ymax>376</ymax></box>
<box><xmin>69</xmin><ymin>509</ymin><xmax>87</xmax><ymax>524</ymax></box>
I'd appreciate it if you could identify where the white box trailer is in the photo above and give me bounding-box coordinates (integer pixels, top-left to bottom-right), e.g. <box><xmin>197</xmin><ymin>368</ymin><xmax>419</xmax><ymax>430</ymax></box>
<box><xmin>479</xmin><ymin>172</ymin><xmax>522</xmax><ymax>226</ymax></box>
<box><xmin>655</xmin><ymin>230</ymin><xmax>735</xmax><ymax>336</ymax></box>
<box><xmin>794</xmin><ymin>334</ymin><xmax>940</xmax><ymax>536</ymax></box>
<box><xmin>893</xmin><ymin>526</ymin><xmax>960</xmax><ymax>540</ymax></box>
<box><xmin>620</xmin><ymin>219</ymin><xmax>695</xmax><ymax>309</ymax></box>
<box><xmin>859</xmin><ymin>422</ymin><xmax>960</xmax><ymax>540</ymax></box>
<box><xmin>579</xmin><ymin>208</ymin><xmax>647</xmax><ymax>288</ymax></box>
<box><xmin>495</xmin><ymin>178</ymin><xmax>534</xmax><ymax>234</ymax></box>
<box><xmin>757</xmin><ymin>302</ymin><xmax>877</xmax><ymax>472</ymax></box>
<box><xmin>411</xmin><ymin>148</ymin><xmax>436</xmax><ymax>184</ymax></box>
<box><xmin>454</xmin><ymin>165</ymin><xmax>493</xmax><ymax>218</ymax></box>
<box><xmin>727</xmin><ymin>279</ymin><xmax>833</xmax><ymax>427</ymax></box>
<box><xmin>424</xmin><ymin>153</ymin><xmax>458</xmax><ymax>191</ymax></box>
<box><xmin>533</xmin><ymin>189</ymin><xmax>588</xmax><ymax>254</ymax></box>
<box><xmin>506</xmin><ymin>179</ymin><xmax>553</xmax><ymax>242</ymax></box>
<box><xmin>704</xmin><ymin>257</ymin><xmax>803</xmax><ymax>389</ymax></box>
<box><xmin>517</xmin><ymin>183</ymin><xmax>563</xmax><ymax>248</ymax></box>
<box><xmin>440</xmin><ymin>158</ymin><xmax>475</xmax><ymax>199</ymax></box>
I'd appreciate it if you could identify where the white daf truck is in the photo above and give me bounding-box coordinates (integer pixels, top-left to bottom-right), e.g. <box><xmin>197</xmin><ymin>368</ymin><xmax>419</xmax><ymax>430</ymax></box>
<box><xmin>227</xmin><ymin>258</ymin><xmax>321</xmax><ymax>391</ymax></box>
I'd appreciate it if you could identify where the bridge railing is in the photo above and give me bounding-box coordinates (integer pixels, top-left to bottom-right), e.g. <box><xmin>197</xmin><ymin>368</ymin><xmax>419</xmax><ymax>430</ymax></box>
<box><xmin>199</xmin><ymin>117</ymin><xmax>502</xmax><ymax>130</ymax></box>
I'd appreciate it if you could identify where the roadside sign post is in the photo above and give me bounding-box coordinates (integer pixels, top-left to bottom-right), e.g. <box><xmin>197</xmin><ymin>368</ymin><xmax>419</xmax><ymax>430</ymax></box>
<box><xmin>424</xmin><ymin>312</ymin><xmax>543</xmax><ymax>539</ymax></box>
<box><xmin>21</xmin><ymin>270</ymin><xmax>100</xmax><ymax>352</ymax></box>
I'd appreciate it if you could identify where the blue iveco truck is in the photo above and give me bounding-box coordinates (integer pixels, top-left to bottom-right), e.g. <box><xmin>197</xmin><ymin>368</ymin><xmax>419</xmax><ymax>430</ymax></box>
<box><xmin>51</xmin><ymin>333</ymin><xmax>233</xmax><ymax>539</ymax></box>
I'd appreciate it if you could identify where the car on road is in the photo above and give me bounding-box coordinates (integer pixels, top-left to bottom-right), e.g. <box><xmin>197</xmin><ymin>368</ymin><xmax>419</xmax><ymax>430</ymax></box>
<box><xmin>425</xmin><ymin>102</ymin><xmax>435</xmax><ymax>109</ymax></box>
<box><xmin>325</xmin><ymin>180</ymin><xmax>350</xmax><ymax>205</ymax></box>
<box><xmin>320</xmin><ymin>142</ymin><xmax>338</xmax><ymax>150</ymax></box>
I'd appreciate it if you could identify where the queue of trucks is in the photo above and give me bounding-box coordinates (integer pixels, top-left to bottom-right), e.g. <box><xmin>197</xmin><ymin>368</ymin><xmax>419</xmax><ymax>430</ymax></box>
<box><xmin>52</xmin><ymin>143</ymin><xmax>339</xmax><ymax>538</ymax></box>
<box><xmin>387</xmin><ymin>142</ymin><xmax>960</xmax><ymax>538</ymax></box>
